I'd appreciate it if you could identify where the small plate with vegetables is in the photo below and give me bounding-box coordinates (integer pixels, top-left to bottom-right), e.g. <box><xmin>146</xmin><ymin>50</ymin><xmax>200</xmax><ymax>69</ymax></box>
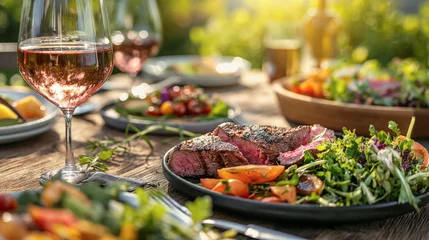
<box><xmin>0</xmin><ymin>181</ymin><xmax>212</xmax><ymax>239</ymax></box>
<box><xmin>0</xmin><ymin>88</ymin><xmax>57</xmax><ymax>138</ymax></box>
<box><xmin>101</xmin><ymin>85</ymin><xmax>240</xmax><ymax>133</ymax></box>
<box><xmin>163</xmin><ymin>120</ymin><xmax>429</xmax><ymax>222</ymax></box>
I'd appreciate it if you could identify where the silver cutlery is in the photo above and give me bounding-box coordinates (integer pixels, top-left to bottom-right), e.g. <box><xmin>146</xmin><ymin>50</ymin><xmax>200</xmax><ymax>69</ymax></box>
<box><xmin>74</xmin><ymin>103</ymin><xmax>101</xmax><ymax>116</ymax></box>
<box><xmin>131</xmin><ymin>76</ymin><xmax>182</xmax><ymax>98</ymax></box>
<box><xmin>149</xmin><ymin>191</ymin><xmax>306</xmax><ymax>240</ymax></box>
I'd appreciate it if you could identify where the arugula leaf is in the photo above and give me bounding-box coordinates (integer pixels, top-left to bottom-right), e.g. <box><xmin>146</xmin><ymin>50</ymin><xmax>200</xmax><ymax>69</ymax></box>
<box><xmin>303</xmin><ymin>150</ymin><xmax>315</xmax><ymax>164</ymax></box>
<box><xmin>276</xmin><ymin>174</ymin><xmax>299</xmax><ymax>186</ymax></box>
<box><xmin>388</xmin><ymin>121</ymin><xmax>400</xmax><ymax>136</ymax></box>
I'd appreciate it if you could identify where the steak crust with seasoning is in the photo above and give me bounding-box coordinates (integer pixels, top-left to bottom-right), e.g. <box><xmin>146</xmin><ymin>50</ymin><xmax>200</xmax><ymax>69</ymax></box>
<box><xmin>213</xmin><ymin>122</ymin><xmax>312</xmax><ymax>165</ymax></box>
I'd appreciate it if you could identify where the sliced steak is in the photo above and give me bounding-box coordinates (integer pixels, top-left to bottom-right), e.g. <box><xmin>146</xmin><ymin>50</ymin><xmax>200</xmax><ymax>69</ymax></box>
<box><xmin>168</xmin><ymin>135</ymin><xmax>249</xmax><ymax>177</ymax></box>
<box><xmin>213</xmin><ymin>122</ymin><xmax>312</xmax><ymax>165</ymax></box>
<box><xmin>278</xmin><ymin>125</ymin><xmax>335</xmax><ymax>166</ymax></box>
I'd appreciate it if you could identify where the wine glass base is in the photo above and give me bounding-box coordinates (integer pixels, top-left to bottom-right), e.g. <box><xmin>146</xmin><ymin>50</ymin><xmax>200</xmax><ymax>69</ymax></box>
<box><xmin>40</xmin><ymin>168</ymin><xmax>86</xmax><ymax>186</ymax></box>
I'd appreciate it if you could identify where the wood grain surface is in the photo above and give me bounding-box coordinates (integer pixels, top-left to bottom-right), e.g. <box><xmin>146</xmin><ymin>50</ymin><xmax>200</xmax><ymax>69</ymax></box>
<box><xmin>1</xmin><ymin>72</ymin><xmax>429</xmax><ymax>240</ymax></box>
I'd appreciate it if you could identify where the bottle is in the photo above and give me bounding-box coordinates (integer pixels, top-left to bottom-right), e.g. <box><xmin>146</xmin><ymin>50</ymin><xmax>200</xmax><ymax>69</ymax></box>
<box><xmin>303</xmin><ymin>0</ymin><xmax>340</xmax><ymax>68</ymax></box>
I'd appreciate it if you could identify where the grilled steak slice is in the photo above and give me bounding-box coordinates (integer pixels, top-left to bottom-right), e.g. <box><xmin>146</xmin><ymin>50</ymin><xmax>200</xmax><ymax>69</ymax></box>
<box><xmin>168</xmin><ymin>135</ymin><xmax>249</xmax><ymax>177</ymax></box>
<box><xmin>278</xmin><ymin>125</ymin><xmax>335</xmax><ymax>166</ymax></box>
<box><xmin>213</xmin><ymin>122</ymin><xmax>312</xmax><ymax>165</ymax></box>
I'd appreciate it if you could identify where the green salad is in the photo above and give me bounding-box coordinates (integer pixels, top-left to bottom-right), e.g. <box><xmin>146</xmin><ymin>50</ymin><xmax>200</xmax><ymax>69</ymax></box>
<box><xmin>0</xmin><ymin>181</ymin><xmax>214</xmax><ymax>239</ymax></box>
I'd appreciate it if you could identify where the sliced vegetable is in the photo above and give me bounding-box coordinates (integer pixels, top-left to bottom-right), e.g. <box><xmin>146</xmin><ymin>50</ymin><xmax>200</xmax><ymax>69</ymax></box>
<box><xmin>296</xmin><ymin>174</ymin><xmax>324</xmax><ymax>196</ymax></box>
<box><xmin>212</xmin><ymin>179</ymin><xmax>249</xmax><ymax>198</ymax></box>
<box><xmin>0</xmin><ymin>104</ymin><xmax>18</xmax><ymax>120</ymax></box>
<box><xmin>261</xmin><ymin>196</ymin><xmax>284</xmax><ymax>203</ymax></box>
<box><xmin>28</xmin><ymin>206</ymin><xmax>78</xmax><ymax>232</ymax></box>
<box><xmin>41</xmin><ymin>181</ymin><xmax>90</xmax><ymax>208</ymax></box>
<box><xmin>0</xmin><ymin>217</ymin><xmax>28</xmax><ymax>239</ymax></box>
<box><xmin>12</xmin><ymin>96</ymin><xmax>45</xmax><ymax>120</ymax></box>
<box><xmin>217</xmin><ymin>165</ymin><xmax>285</xmax><ymax>184</ymax></box>
<box><xmin>200</xmin><ymin>178</ymin><xmax>220</xmax><ymax>190</ymax></box>
<box><xmin>270</xmin><ymin>185</ymin><xmax>297</xmax><ymax>203</ymax></box>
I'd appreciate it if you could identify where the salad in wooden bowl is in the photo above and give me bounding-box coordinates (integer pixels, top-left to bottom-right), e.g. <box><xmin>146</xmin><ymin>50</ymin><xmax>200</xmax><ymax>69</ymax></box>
<box><xmin>287</xmin><ymin>59</ymin><xmax>429</xmax><ymax>108</ymax></box>
<box><xmin>274</xmin><ymin>59</ymin><xmax>429</xmax><ymax>138</ymax></box>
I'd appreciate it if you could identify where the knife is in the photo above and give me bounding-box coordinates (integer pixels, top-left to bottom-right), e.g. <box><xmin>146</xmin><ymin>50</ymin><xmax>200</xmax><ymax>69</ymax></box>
<box><xmin>202</xmin><ymin>219</ymin><xmax>307</xmax><ymax>240</ymax></box>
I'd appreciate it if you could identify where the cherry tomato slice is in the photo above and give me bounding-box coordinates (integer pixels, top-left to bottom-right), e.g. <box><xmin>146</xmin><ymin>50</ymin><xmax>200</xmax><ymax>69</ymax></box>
<box><xmin>211</xmin><ymin>179</ymin><xmax>249</xmax><ymax>198</ymax></box>
<box><xmin>261</xmin><ymin>196</ymin><xmax>284</xmax><ymax>203</ymax></box>
<box><xmin>28</xmin><ymin>206</ymin><xmax>77</xmax><ymax>232</ymax></box>
<box><xmin>217</xmin><ymin>165</ymin><xmax>285</xmax><ymax>184</ymax></box>
<box><xmin>200</xmin><ymin>178</ymin><xmax>220</xmax><ymax>190</ymax></box>
<box><xmin>0</xmin><ymin>195</ymin><xmax>17</xmax><ymax>212</ymax></box>
<box><xmin>270</xmin><ymin>185</ymin><xmax>297</xmax><ymax>203</ymax></box>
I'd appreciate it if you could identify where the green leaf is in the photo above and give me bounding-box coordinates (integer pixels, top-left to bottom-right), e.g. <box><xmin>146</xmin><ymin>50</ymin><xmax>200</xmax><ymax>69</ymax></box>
<box><xmin>98</xmin><ymin>149</ymin><xmax>114</xmax><ymax>161</ymax></box>
<box><xmin>79</xmin><ymin>155</ymin><xmax>93</xmax><ymax>165</ymax></box>
<box><xmin>185</xmin><ymin>196</ymin><xmax>212</xmax><ymax>223</ymax></box>
<box><xmin>388</xmin><ymin>121</ymin><xmax>400</xmax><ymax>136</ymax></box>
<box><xmin>369</xmin><ymin>125</ymin><xmax>377</xmax><ymax>136</ymax></box>
<box><xmin>136</xmin><ymin>188</ymin><xmax>150</xmax><ymax>206</ymax></box>
<box><xmin>208</xmin><ymin>100</ymin><xmax>229</xmax><ymax>117</ymax></box>
<box><xmin>276</xmin><ymin>174</ymin><xmax>299</xmax><ymax>186</ymax></box>
<box><xmin>149</xmin><ymin>204</ymin><xmax>167</xmax><ymax>223</ymax></box>
<box><xmin>16</xmin><ymin>191</ymin><xmax>41</xmax><ymax>213</ymax></box>
<box><xmin>303</xmin><ymin>150</ymin><xmax>315</xmax><ymax>164</ymax></box>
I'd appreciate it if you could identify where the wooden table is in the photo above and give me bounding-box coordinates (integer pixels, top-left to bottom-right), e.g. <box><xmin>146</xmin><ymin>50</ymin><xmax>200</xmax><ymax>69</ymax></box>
<box><xmin>1</xmin><ymin>72</ymin><xmax>428</xmax><ymax>240</ymax></box>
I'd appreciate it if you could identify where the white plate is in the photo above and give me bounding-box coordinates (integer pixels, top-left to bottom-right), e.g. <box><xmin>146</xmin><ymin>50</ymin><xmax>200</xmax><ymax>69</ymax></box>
<box><xmin>0</xmin><ymin>119</ymin><xmax>56</xmax><ymax>144</ymax></box>
<box><xmin>142</xmin><ymin>55</ymin><xmax>251</xmax><ymax>87</ymax></box>
<box><xmin>0</xmin><ymin>88</ymin><xmax>58</xmax><ymax>136</ymax></box>
<box><xmin>101</xmin><ymin>102</ymin><xmax>241</xmax><ymax>134</ymax></box>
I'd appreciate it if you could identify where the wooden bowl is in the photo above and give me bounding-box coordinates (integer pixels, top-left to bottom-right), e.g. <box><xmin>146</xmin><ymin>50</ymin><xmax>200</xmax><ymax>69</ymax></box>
<box><xmin>273</xmin><ymin>79</ymin><xmax>429</xmax><ymax>138</ymax></box>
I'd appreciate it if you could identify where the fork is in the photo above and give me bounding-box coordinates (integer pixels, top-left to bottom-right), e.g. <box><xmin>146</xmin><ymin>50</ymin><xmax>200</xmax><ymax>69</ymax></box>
<box><xmin>149</xmin><ymin>191</ymin><xmax>306</xmax><ymax>240</ymax></box>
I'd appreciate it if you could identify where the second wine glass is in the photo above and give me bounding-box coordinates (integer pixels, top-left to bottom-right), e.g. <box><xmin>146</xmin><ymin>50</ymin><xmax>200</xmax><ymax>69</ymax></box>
<box><xmin>108</xmin><ymin>0</ymin><xmax>162</xmax><ymax>92</ymax></box>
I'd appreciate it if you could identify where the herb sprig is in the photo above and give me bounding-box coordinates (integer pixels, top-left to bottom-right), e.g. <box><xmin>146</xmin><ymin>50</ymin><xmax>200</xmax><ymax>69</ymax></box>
<box><xmin>79</xmin><ymin>124</ymin><xmax>199</xmax><ymax>173</ymax></box>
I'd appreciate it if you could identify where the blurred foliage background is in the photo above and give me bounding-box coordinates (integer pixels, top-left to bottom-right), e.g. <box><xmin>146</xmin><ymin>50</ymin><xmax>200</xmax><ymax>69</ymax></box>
<box><xmin>0</xmin><ymin>0</ymin><xmax>428</xmax><ymax>80</ymax></box>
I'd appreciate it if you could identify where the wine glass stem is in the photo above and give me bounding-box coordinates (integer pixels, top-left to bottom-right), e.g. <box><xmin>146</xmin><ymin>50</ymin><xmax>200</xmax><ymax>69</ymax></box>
<box><xmin>60</xmin><ymin>110</ymin><xmax>83</xmax><ymax>183</ymax></box>
<box><xmin>64</xmin><ymin>111</ymin><xmax>75</xmax><ymax>168</ymax></box>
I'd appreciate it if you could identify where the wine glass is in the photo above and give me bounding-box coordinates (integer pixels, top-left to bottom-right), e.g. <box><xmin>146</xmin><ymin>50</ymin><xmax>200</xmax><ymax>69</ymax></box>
<box><xmin>17</xmin><ymin>0</ymin><xmax>114</xmax><ymax>184</ymax></box>
<box><xmin>107</xmin><ymin>0</ymin><xmax>162</xmax><ymax>94</ymax></box>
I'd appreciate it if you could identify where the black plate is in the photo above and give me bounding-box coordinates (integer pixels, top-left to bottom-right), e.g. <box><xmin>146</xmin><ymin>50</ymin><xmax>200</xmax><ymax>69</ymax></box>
<box><xmin>162</xmin><ymin>147</ymin><xmax>429</xmax><ymax>222</ymax></box>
